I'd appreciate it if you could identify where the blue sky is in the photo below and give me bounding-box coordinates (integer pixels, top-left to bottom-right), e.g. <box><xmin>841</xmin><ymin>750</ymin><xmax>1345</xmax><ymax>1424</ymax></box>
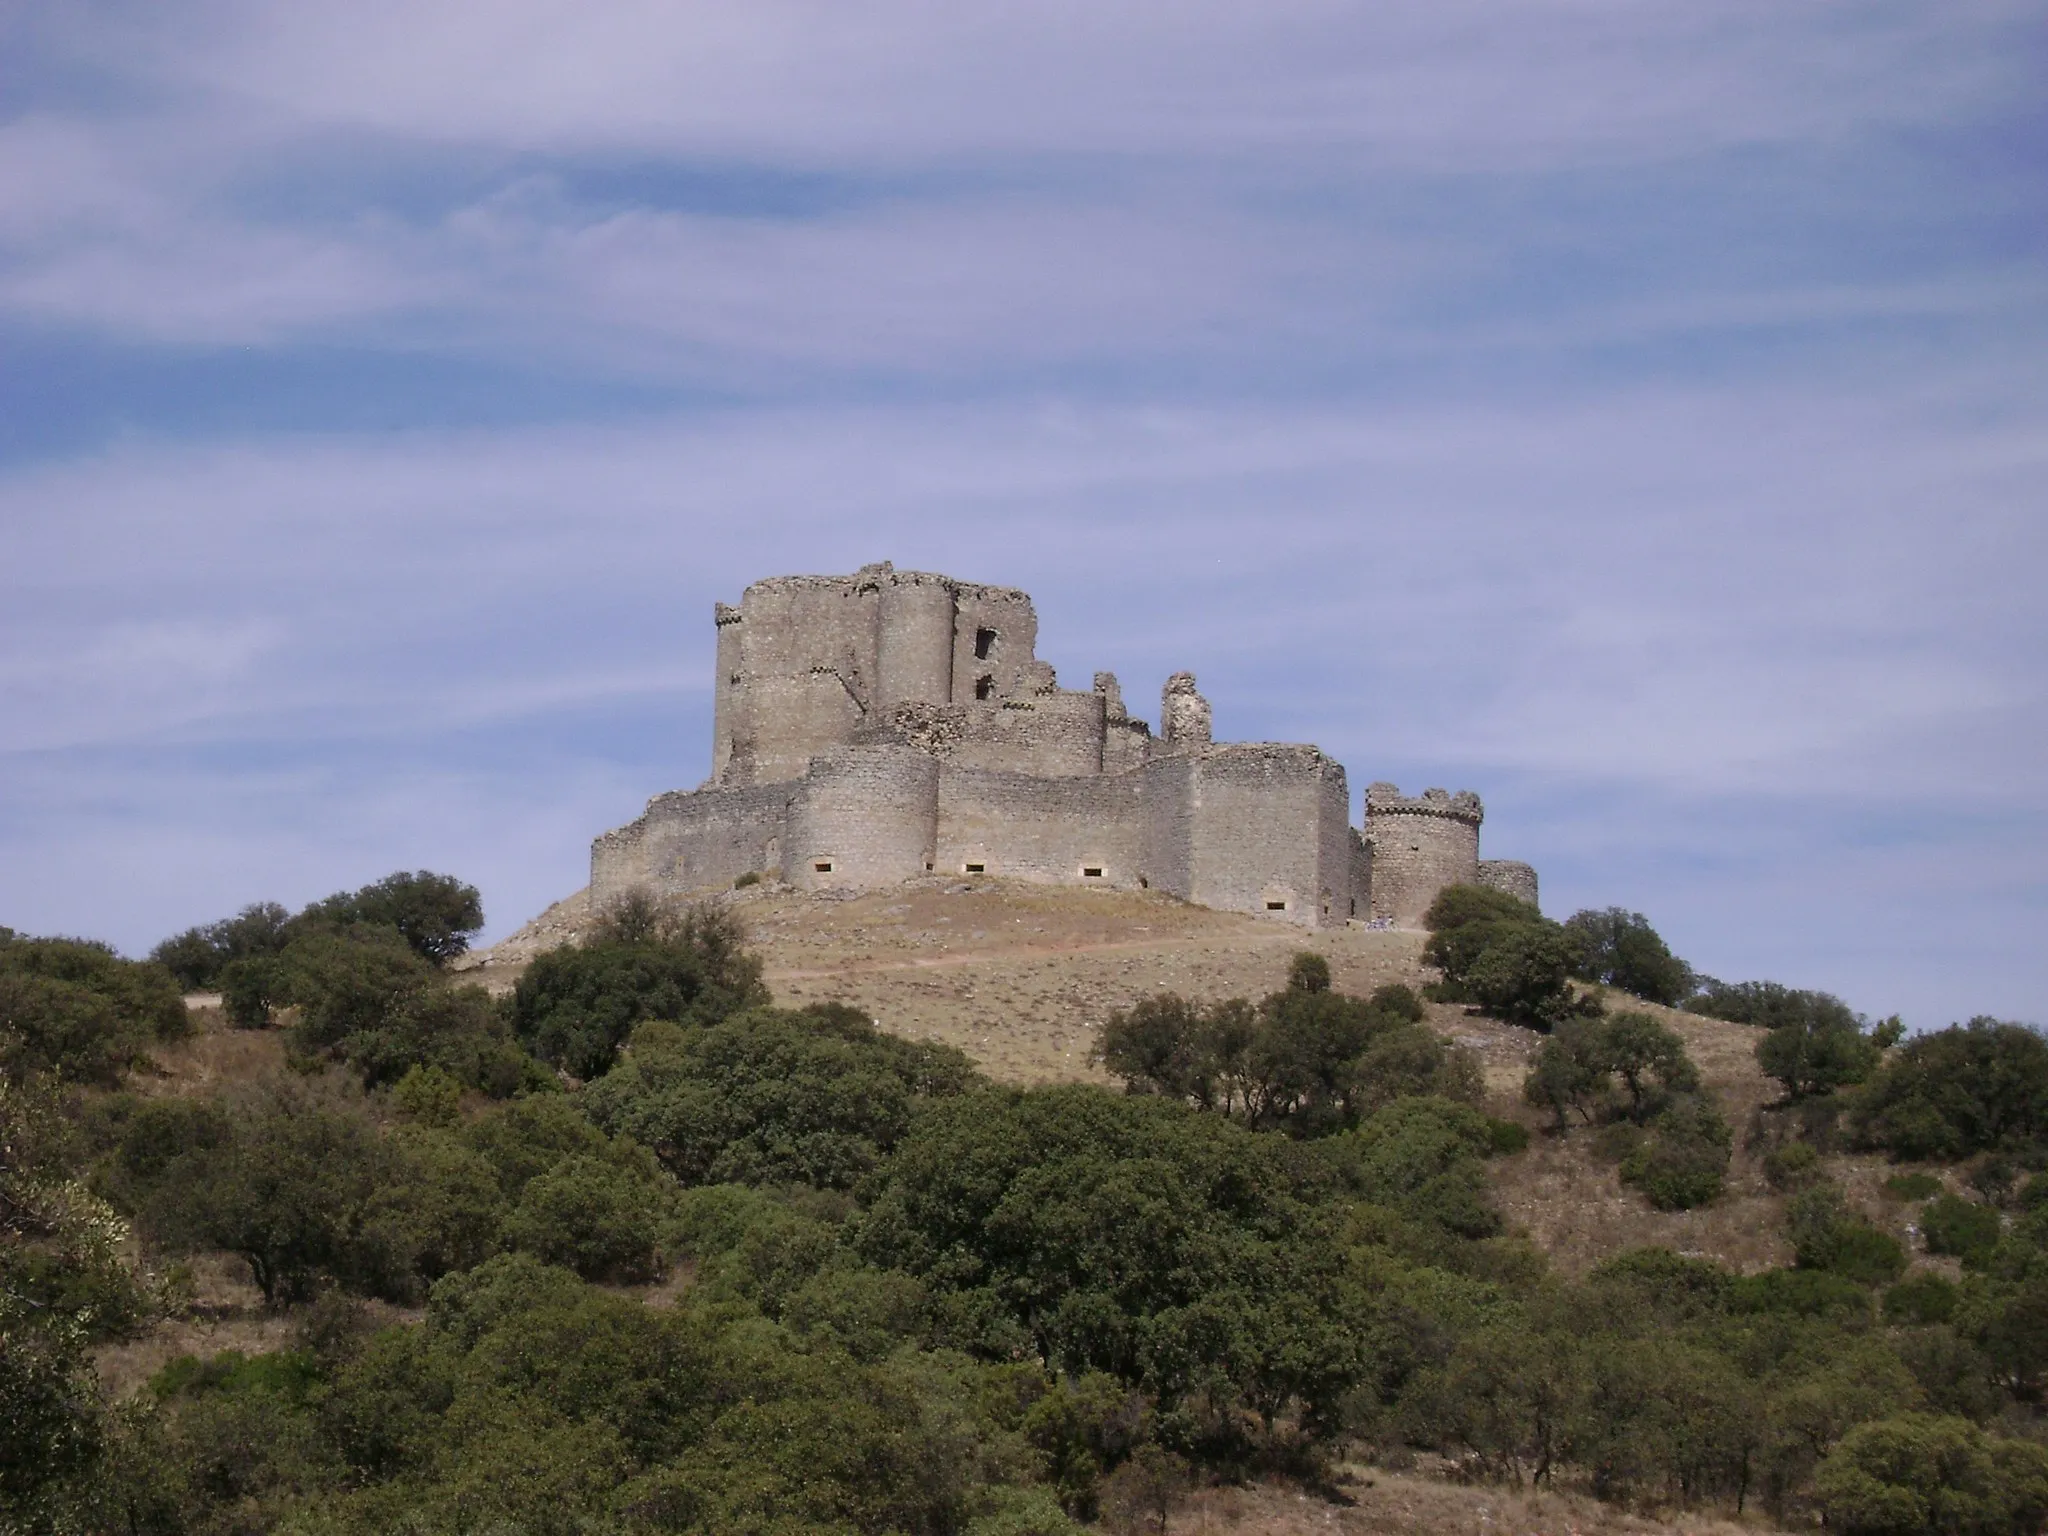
<box><xmin>2</xmin><ymin>1</ymin><xmax>2043</xmax><ymax>1024</ymax></box>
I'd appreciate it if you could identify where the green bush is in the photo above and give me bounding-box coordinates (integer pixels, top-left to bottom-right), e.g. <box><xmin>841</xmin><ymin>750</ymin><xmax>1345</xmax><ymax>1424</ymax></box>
<box><xmin>1561</xmin><ymin>907</ymin><xmax>1695</xmax><ymax>1005</ymax></box>
<box><xmin>1728</xmin><ymin>1266</ymin><xmax>1872</xmax><ymax>1318</ymax></box>
<box><xmin>511</xmin><ymin>903</ymin><xmax>767</xmax><ymax>1079</ymax></box>
<box><xmin>1921</xmin><ymin>1195</ymin><xmax>2001</xmax><ymax>1266</ymax></box>
<box><xmin>0</xmin><ymin>931</ymin><xmax>188</xmax><ymax>1084</ymax></box>
<box><xmin>1789</xmin><ymin>1186</ymin><xmax>1908</xmax><ymax>1286</ymax></box>
<box><xmin>1757</xmin><ymin>1005</ymin><xmax>1886</xmax><ymax>1101</ymax></box>
<box><xmin>1601</xmin><ymin>1010</ymin><xmax>1699</xmax><ymax>1121</ymax></box>
<box><xmin>1885</xmin><ymin>1171</ymin><xmax>1945</xmax><ymax>1201</ymax></box>
<box><xmin>1690</xmin><ymin>978</ymin><xmax>1861</xmax><ymax>1031</ymax></box>
<box><xmin>150</xmin><ymin>901</ymin><xmax>292</xmax><ymax>991</ymax></box>
<box><xmin>1427</xmin><ymin>908</ymin><xmax>1584</xmax><ymax>1030</ymax></box>
<box><xmin>1852</xmin><ymin>1018</ymin><xmax>2048</xmax><ymax>1163</ymax></box>
<box><xmin>1522</xmin><ymin>1016</ymin><xmax>1614</xmax><ymax>1128</ymax></box>
<box><xmin>296</xmin><ymin>870</ymin><xmax>484</xmax><ymax>966</ymax></box>
<box><xmin>1816</xmin><ymin>1413</ymin><xmax>2048</xmax><ymax>1536</ymax></box>
<box><xmin>1764</xmin><ymin>1140</ymin><xmax>1823</xmax><ymax>1190</ymax></box>
<box><xmin>502</xmin><ymin>1153</ymin><xmax>668</xmax><ymax>1283</ymax></box>
<box><xmin>1885</xmin><ymin>1274</ymin><xmax>1960</xmax><ymax>1326</ymax></box>
<box><xmin>856</xmin><ymin>1084</ymin><xmax>1372</xmax><ymax>1430</ymax></box>
<box><xmin>583</xmin><ymin>1005</ymin><xmax>977</xmax><ymax>1189</ymax></box>
<box><xmin>1095</xmin><ymin>974</ymin><xmax>1477</xmax><ymax>1137</ymax></box>
<box><xmin>1619</xmin><ymin>1094</ymin><xmax>1732</xmax><ymax>1210</ymax></box>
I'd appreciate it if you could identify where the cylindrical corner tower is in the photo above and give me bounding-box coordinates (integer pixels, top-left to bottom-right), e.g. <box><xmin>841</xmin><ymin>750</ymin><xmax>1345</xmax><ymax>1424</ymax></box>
<box><xmin>785</xmin><ymin>744</ymin><xmax>939</xmax><ymax>891</ymax></box>
<box><xmin>1364</xmin><ymin>783</ymin><xmax>1483</xmax><ymax>926</ymax></box>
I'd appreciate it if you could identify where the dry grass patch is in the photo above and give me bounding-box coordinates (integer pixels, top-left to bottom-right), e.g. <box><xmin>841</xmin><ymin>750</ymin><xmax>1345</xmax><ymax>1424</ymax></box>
<box><xmin>1173</xmin><ymin>1471</ymin><xmax>1757</xmax><ymax>1536</ymax></box>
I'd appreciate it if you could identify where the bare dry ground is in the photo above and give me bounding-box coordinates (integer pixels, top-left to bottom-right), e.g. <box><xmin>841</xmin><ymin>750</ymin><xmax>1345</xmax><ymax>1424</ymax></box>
<box><xmin>1178</xmin><ymin>1471</ymin><xmax>1758</xmax><ymax>1536</ymax></box>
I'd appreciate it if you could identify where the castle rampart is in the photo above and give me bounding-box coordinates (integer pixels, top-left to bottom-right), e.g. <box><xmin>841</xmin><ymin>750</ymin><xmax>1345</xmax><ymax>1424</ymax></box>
<box><xmin>593</xmin><ymin>565</ymin><xmax>1536</xmax><ymax>929</ymax></box>
<box><xmin>1477</xmin><ymin>859</ymin><xmax>1540</xmax><ymax>908</ymax></box>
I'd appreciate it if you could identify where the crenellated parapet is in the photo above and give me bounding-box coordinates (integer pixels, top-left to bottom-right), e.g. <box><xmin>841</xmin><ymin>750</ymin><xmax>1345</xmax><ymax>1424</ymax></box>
<box><xmin>1364</xmin><ymin>783</ymin><xmax>1485</xmax><ymax>926</ymax></box>
<box><xmin>1364</xmin><ymin>783</ymin><xmax>1483</xmax><ymax>824</ymax></box>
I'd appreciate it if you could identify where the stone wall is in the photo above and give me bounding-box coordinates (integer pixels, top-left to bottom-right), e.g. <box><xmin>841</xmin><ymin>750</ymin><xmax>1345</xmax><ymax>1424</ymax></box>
<box><xmin>785</xmin><ymin>745</ymin><xmax>939</xmax><ymax>891</ymax></box>
<box><xmin>1185</xmin><ymin>744</ymin><xmax>1351</xmax><ymax>928</ymax></box>
<box><xmin>1364</xmin><ymin>783</ymin><xmax>1483</xmax><ymax>926</ymax></box>
<box><xmin>937</xmin><ymin>768</ymin><xmax>1145</xmax><ymax>886</ymax></box>
<box><xmin>1348</xmin><ymin>827</ymin><xmax>1374</xmax><ymax>922</ymax></box>
<box><xmin>1138</xmin><ymin>754</ymin><xmax>1197</xmax><ymax>902</ymax></box>
<box><xmin>591</xmin><ymin>780</ymin><xmax>794</xmax><ymax>905</ymax></box>
<box><xmin>1477</xmin><ymin>859</ymin><xmax>1540</xmax><ymax>910</ymax></box>
<box><xmin>712</xmin><ymin>563</ymin><xmax>1046</xmax><ymax>787</ymax></box>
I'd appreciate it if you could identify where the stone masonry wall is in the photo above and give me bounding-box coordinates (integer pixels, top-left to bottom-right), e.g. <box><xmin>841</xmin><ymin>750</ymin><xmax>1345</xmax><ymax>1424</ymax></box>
<box><xmin>591</xmin><ymin>780</ymin><xmax>794</xmax><ymax>905</ymax></box>
<box><xmin>936</xmin><ymin>768</ymin><xmax>1145</xmax><ymax>886</ymax></box>
<box><xmin>1187</xmin><ymin>744</ymin><xmax>1350</xmax><ymax>928</ymax></box>
<box><xmin>1365</xmin><ymin>784</ymin><xmax>1483</xmax><ymax>926</ymax></box>
<box><xmin>785</xmin><ymin>744</ymin><xmax>940</xmax><ymax>891</ymax></box>
<box><xmin>1477</xmin><ymin>859</ymin><xmax>1540</xmax><ymax>910</ymax></box>
<box><xmin>1138</xmin><ymin>754</ymin><xmax>1198</xmax><ymax>903</ymax></box>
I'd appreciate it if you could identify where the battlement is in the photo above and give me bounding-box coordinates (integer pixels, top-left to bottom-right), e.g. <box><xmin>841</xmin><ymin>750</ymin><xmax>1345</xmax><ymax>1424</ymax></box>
<box><xmin>1364</xmin><ymin>783</ymin><xmax>1484</xmax><ymax>825</ymax></box>
<box><xmin>595</xmin><ymin>564</ymin><xmax>1533</xmax><ymax>929</ymax></box>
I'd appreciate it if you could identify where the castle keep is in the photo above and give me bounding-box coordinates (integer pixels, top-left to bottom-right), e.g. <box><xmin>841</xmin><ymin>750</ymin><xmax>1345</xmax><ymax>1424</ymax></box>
<box><xmin>592</xmin><ymin>563</ymin><xmax>1538</xmax><ymax>928</ymax></box>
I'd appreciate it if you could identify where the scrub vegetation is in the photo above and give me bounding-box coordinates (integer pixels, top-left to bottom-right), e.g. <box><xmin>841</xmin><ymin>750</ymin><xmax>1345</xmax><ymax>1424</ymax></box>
<box><xmin>4</xmin><ymin>878</ymin><xmax>2045</xmax><ymax>1536</ymax></box>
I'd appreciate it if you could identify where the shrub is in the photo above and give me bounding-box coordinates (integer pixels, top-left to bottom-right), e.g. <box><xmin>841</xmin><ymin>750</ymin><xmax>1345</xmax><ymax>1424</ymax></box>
<box><xmin>501</xmin><ymin>1153</ymin><xmax>667</xmax><ymax>1283</ymax></box>
<box><xmin>1096</xmin><ymin>977</ymin><xmax>1475</xmax><ymax>1137</ymax></box>
<box><xmin>1852</xmin><ymin>1019</ymin><xmax>2048</xmax><ymax>1163</ymax></box>
<box><xmin>1921</xmin><ymin>1195</ymin><xmax>2001</xmax><ymax>1266</ymax></box>
<box><xmin>391</xmin><ymin>1063</ymin><xmax>464</xmax><ymax>1127</ymax></box>
<box><xmin>1523</xmin><ymin>1017</ymin><xmax>1614</xmax><ymax>1128</ymax></box>
<box><xmin>1602</xmin><ymin>1011</ymin><xmax>1699</xmax><ymax>1122</ymax></box>
<box><xmin>1885</xmin><ymin>1274</ymin><xmax>1960</xmax><ymax>1326</ymax></box>
<box><xmin>1764</xmin><ymin>1140</ymin><xmax>1823</xmax><ymax>1191</ymax></box>
<box><xmin>296</xmin><ymin>870</ymin><xmax>484</xmax><ymax>966</ymax></box>
<box><xmin>1450</xmin><ymin>921</ymin><xmax>1584</xmax><ymax>1030</ymax></box>
<box><xmin>1885</xmin><ymin>1171</ymin><xmax>1944</xmax><ymax>1202</ymax></box>
<box><xmin>1757</xmin><ymin>1007</ymin><xmax>1886</xmax><ymax>1101</ymax></box>
<box><xmin>219</xmin><ymin>955</ymin><xmax>285</xmax><ymax>1029</ymax></box>
<box><xmin>1816</xmin><ymin>1413</ymin><xmax>2048</xmax><ymax>1536</ymax></box>
<box><xmin>581</xmin><ymin>1006</ymin><xmax>978</xmax><ymax>1189</ymax></box>
<box><xmin>1619</xmin><ymin>1094</ymin><xmax>1732</xmax><ymax>1210</ymax></box>
<box><xmin>511</xmin><ymin>903</ymin><xmax>767</xmax><ymax>1079</ymax></box>
<box><xmin>1690</xmin><ymin>978</ymin><xmax>1861</xmax><ymax>1031</ymax></box>
<box><xmin>0</xmin><ymin>932</ymin><xmax>189</xmax><ymax>1084</ymax></box>
<box><xmin>1561</xmin><ymin>907</ymin><xmax>1695</xmax><ymax>1005</ymax></box>
<box><xmin>1729</xmin><ymin>1266</ymin><xmax>1872</xmax><ymax>1318</ymax></box>
<box><xmin>149</xmin><ymin>902</ymin><xmax>292</xmax><ymax>992</ymax></box>
<box><xmin>1789</xmin><ymin>1186</ymin><xmax>1908</xmax><ymax>1286</ymax></box>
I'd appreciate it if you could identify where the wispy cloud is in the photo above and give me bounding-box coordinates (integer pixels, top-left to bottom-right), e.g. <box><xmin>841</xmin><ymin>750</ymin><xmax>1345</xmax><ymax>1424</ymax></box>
<box><xmin>2</xmin><ymin>0</ymin><xmax>2041</xmax><ymax>1024</ymax></box>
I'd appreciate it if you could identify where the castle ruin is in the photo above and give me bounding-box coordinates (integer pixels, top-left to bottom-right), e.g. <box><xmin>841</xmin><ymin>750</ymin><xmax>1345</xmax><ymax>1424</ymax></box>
<box><xmin>592</xmin><ymin>563</ymin><xmax>1537</xmax><ymax>928</ymax></box>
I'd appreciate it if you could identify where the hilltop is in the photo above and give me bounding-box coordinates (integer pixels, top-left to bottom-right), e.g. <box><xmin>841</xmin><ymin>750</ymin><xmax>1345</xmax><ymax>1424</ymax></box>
<box><xmin>465</xmin><ymin>877</ymin><xmax>1903</xmax><ymax>1278</ymax></box>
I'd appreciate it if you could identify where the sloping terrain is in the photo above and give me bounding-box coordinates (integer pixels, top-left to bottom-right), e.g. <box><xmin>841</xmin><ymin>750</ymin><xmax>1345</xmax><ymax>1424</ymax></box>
<box><xmin>469</xmin><ymin>877</ymin><xmax>1870</xmax><ymax>1276</ymax></box>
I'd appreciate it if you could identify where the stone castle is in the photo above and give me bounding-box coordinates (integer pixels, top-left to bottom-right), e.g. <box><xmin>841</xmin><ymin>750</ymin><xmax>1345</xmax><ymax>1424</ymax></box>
<box><xmin>592</xmin><ymin>563</ymin><xmax>1538</xmax><ymax>928</ymax></box>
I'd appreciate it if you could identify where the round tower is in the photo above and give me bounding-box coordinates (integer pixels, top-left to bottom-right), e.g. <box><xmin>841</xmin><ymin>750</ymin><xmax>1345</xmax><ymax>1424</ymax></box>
<box><xmin>785</xmin><ymin>744</ymin><xmax>939</xmax><ymax>891</ymax></box>
<box><xmin>1364</xmin><ymin>783</ymin><xmax>1483</xmax><ymax>926</ymax></box>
